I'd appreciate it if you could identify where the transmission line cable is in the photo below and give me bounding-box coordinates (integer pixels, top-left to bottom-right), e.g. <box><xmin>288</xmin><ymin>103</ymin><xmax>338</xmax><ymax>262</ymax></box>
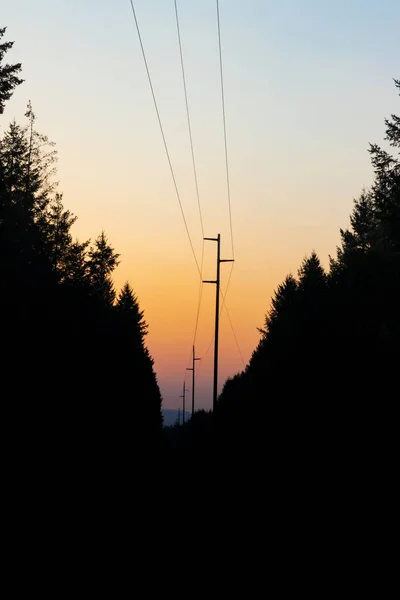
<box><xmin>220</xmin><ymin>260</ymin><xmax>234</xmax><ymax>316</ymax></box>
<box><xmin>198</xmin><ymin>290</ymin><xmax>244</xmax><ymax>377</ymax></box>
<box><xmin>216</xmin><ymin>0</ymin><xmax>234</xmax><ymax>259</ymax></box>
<box><xmin>202</xmin><ymin>335</ymin><xmax>214</xmax><ymax>362</ymax></box>
<box><xmin>215</xmin><ymin>1</ymin><xmax>235</xmax><ymax>320</ymax></box>
<box><xmin>174</xmin><ymin>0</ymin><xmax>205</xmax><ymax>241</ymax></box>
<box><xmin>196</xmin><ymin>334</ymin><xmax>214</xmax><ymax>379</ymax></box>
<box><xmin>128</xmin><ymin>0</ymin><xmax>201</xmax><ymax>276</ymax></box>
<box><xmin>174</xmin><ymin>0</ymin><xmax>205</xmax><ymax>350</ymax></box>
<box><xmin>219</xmin><ymin>286</ymin><xmax>245</xmax><ymax>368</ymax></box>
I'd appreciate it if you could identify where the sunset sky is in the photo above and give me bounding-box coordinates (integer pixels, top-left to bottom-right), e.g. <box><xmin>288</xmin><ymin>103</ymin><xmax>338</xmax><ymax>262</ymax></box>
<box><xmin>2</xmin><ymin>0</ymin><xmax>399</xmax><ymax>410</ymax></box>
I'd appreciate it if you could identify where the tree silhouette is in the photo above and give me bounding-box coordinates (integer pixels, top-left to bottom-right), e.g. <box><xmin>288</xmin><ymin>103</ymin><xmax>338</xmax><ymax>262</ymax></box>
<box><xmin>116</xmin><ymin>282</ymin><xmax>148</xmax><ymax>345</ymax></box>
<box><xmin>1</xmin><ymin>31</ymin><xmax>164</xmax><ymax>471</ymax></box>
<box><xmin>62</xmin><ymin>238</ymin><xmax>91</xmax><ymax>287</ymax></box>
<box><xmin>211</xmin><ymin>78</ymin><xmax>400</xmax><ymax>461</ymax></box>
<box><xmin>41</xmin><ymin>193</ymin><xmax>77</xmax><ymax>274</ymax></box>
<box><xmin>102</xmin><ymin>280</ymin><xmax>164</xmax><ymax>444</ymax></box>
<box><xmin>88</xmin><ymin>231</ymin><xmax>120</xmax><ymax>306</ymax></box>
<box><xmin>0</xmin><ymin>116</ymin><xmax>53</xmax><ymax>293</ymax></box>
<box><xmin>0</xmin><ymin>27</ymin><xmax>23</xmax><ymax>114</ymax></box>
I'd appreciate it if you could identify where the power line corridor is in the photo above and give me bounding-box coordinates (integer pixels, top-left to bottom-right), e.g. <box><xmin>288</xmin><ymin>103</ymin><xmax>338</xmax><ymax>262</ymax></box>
<box><xmin>128</xmin><ymin>1</ymin><xmax>245</xmax><ymax>415</ymax></box>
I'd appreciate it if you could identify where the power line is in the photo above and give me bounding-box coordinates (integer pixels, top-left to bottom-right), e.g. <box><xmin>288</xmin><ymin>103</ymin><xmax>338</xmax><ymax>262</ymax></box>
<box><xmin>197</xmin><ymin>289</ymin><xmax>245</xmax><ymax>377</ymax></box>
<box><xmin>219</xmin><ymin>286</ymin><xmax>245</xmax><ymax>368</ymax></box>
<box><xmin>170</xmin><ymin>0</ymin><xmax>206</xmax><ymax>401</ymax></box>
<box><xmin>202</xmin><ymin>335</ymin><xmax>214</xmax><ymax>361</ymax></box>
<box><xmin>196</xmin><ymin>334</ymin><xmax>214</xmax><ymax>381</ymax></box>
<box><xmin>191</xmin><ymin>282</ymin><xmax>203</xmax><ymax>344</ymax></box>
<box><xmin>129</xmin><ymin>1</ymin><xmax>242</xmax><ymax>403</ymax></box>
<box><xmin>216</xmin><ymin>0</ymin><xmax>234</xmax><ymax>259</ymax></box>
<box><xmin>182</xmin><ymin>281</ymin><xmax>204</xmax><ymax>388</ymax></box>
<box><xmin>128</xmin><ymin>0</ymin><xmax>201</xmax><ymax>276</ymax></box>
<box><xmin>174</xmin><ymin>0</ymin><xmax>205</xmax><ymax>352</ymax></box>
<box><xmin>219</xmin><ymin>260</ymin><xmax>234</xmax><ymax>316</ymax></box>
<box><xmin>174</xmin><ymin>0</ymin><xmax>205</xmax><ymax>241</ymax></box>
<box><xmin>215</xmin><ymin>0</ymin><xmax>235</xmax><ymax>332</ymax></box>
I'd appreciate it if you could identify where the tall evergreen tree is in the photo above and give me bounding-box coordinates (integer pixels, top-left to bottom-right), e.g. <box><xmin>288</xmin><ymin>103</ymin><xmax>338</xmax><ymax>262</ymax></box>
<box><xmin>0</xmin><ymin>26</ymin><xmax>165</xmax><ymax>479</ymax></box>
<box><xmin>0</xmin><ymin>116</ymin><xmax>53</xmax><ymax>288</ymax></box>
<box><xmin>88</xmin><ymin>231</ymin><xmax>120</xmax><ymax>306</ymax></box>
<box><xmin>23</xmin><ymin>102</ymin><xmax>57</xmax><ymax>217</ymax></box>
<box><xmin>213</xmin><ymin>78</ymin><xmax>400</xmax><ymax>461</ymax></box>
<box><xmin>62</xmin><ymin>238</ymin><xmax>91</xmax><ymax>287</ymax></box>
<box><xmin>115</xmin><ymin>281</ymin><xmax>163</xmax><ymax>432</ymax></box>
<box><xmin>0</xmin><ymin>120</ymin><xmax>28</xmax><ymax>199</ymax></box>
<box><xmin>42</xmin><ymin>193</ymin><xmax>77</xmax><ymax>275</ymax></box>
<box><xmin>264</xmin><ymin>273</ymin><xmax>299</xmax><ymax>335</ymax></box>
<box><xmin>369</xmin><ymin>80</ymin><xmax>400</xmax><ymax>251</ymax></box>
<box><xmin>0</xmin><ymin>27</ymin><xmax>23</xmax><ymax>114</ymax></box>
<box><xmin>0</xmin><ymin>106</ymin><xmax>57</xmax><ymax>228</ymax></box>
<box><xmin>116</xmin><ymin>282</ymin><xmax>148</xmax><ymax>345</ymax></box>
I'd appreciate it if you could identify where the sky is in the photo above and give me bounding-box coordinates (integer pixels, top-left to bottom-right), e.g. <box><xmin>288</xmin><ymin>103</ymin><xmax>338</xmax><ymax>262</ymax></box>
<box><xmin>2</xmin><ymin>1</ymin><xmax>399</xmax><ymax>410</ymax></box>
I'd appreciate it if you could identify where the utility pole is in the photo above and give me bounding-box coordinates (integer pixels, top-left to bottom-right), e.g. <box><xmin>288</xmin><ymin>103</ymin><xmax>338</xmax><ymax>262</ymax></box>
<box><xmin>187</xmin><ymin>345</ymin><xmax>201</xmax><ymax>419</ymax></box>
<box><xmin>203</xmin><ymin>234</ymin><xmax>234</xmax><ymax>412</ymax></box>
<box><xmin>180</xmin><ymin>381</ymin><xmax>186</xmax><ymax>428</ymax></box>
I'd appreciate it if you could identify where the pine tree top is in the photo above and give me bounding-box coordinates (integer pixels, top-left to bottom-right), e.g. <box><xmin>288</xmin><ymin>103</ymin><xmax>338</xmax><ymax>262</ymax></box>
<box><xmin>0</xmin><ymin>27</ymin><xmax>23</xmax><ymax>114</ymax></box>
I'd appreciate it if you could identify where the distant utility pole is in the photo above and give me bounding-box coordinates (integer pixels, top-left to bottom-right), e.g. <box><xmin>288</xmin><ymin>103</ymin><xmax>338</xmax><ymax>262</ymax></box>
<box><xmin>180</xmin><ymin>381</ymin><xmax>186</xmax><ymax>428</ymax></box>
<box><xmin>203</xmin><ymin>234</ymin><xmax>234</xmax><ymax>412</ymax></box>
<box><xmin>177</xmin><ymin>407</ymin><xmax>181</xmax><ymax>427</ymax></box>
<box><xmin>187</xmin><ymin>345</ymin><xmax>201</xmax><ymax>419</ymax></box>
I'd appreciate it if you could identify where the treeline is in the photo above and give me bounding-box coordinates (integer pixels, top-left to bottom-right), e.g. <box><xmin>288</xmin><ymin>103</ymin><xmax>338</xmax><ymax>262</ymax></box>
<box><xmin>0</xmin><ymin>27</ymin><xmax>162</xmax><ymax>461</ymax></box>
<box><xmin>169</xmin><ymin>78</ymin><xmax>399</xmax><ymax>461</ymax></box>
<box><xmin>215</xmin><ymin>77</ymin><xmax>400</xmax><ymax>456</ymax></box>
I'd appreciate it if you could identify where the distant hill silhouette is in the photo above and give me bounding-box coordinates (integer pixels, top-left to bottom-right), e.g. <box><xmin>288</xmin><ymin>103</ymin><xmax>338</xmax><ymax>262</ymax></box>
<box><xmin>162</xmin><ymin>409</ymin><xmax>191</xmax><ymax>427</ymax></box>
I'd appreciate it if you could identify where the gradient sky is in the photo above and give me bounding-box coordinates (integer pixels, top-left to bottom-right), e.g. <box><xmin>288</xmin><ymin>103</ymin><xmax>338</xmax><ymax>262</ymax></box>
<box><xmin>2</xmin><ymin>1</ymin><xmax>399</xmax><ymax>410</ymax></box>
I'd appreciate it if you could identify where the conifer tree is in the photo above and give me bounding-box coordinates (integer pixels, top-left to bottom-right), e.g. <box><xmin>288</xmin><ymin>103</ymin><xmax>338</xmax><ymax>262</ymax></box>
<box><xmin>88</xmin><ymin>232</ymin><xmax>120</xmax><ymax>306</ymax></box>
<box><xmin>0</xmin><ymin>27</ymin><xmax>23</xmax><ymax>114</ymax></box>
<box><xmin>0</xmin><ymin>26</ymin><xmax>165</xmax><ymax>465</ymax></box>
<box><xmin>62</xmin><ymin>239</ymin><xmax>91</xmax><ymax>287</ymax></box>
<box><xmin>42</xmin><ymin>193</ymin><xmax>76</xmax><ymax>275</ymax></box>
<box><xmin>116</xmin><ymin>282</ymin><xmax>148</xmax><ymax>346</ymax></box>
